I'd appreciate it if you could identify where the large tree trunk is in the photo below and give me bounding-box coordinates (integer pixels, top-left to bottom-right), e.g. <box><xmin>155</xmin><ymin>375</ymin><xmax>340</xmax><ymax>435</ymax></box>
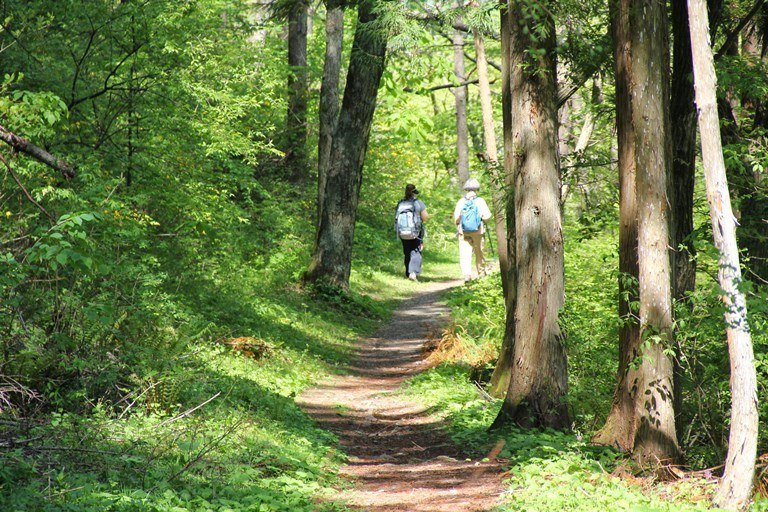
<box><xmin>628</xmin><ymin>0</ymin><xmax>680</xmax><ymax>465</ymax></box>
<box><xmin>489</xmin><ymin>0</ymin><xmax>517</xmax><ymax>397</ymax></box>
<box><xmin>285</xmin><ymin>0</ymin><xmax>309</xmax><ymax>176</ymax></box>
<box><xmin>491</xmin><ymin>0</ymin><xmax>569</xmax><ymax>430</ymax></box>
<box><xmin>670</xmin><ymin>0</ymin><xmax>698</xmax><ymax>303</ymax></box>
<box><xmin>452</xmin><ymin>16</ymin><xmax>470</xmax><ymax>188</ymax></box>
<box><xmin>688</xmin><ymin>1</ymin><xmax>759</xmax><ymax>508</ymax></box>
<box><xmin>670</xmin><ymin>0</ymin><xmax>698</xmax><ymax>440</ymax></box>
<box><xmin>317</xmin><ymin>0</ymin><xmax>344</xmax><ymax>226</ymax></box>
<box><xmin>304</xmin><ymin>0</ymin><xmax>387</xmax><ymax>289</ymax></box>
<box><xmin>592</xmin><ymin>0</ymin><xmax>640</xmax><ymax>452</ymax></box>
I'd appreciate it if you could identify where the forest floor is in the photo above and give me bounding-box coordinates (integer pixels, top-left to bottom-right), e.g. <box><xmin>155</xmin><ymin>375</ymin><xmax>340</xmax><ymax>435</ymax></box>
<box><xmin>297</xmin><ymin>279</ymin><xmax>506</xmax><ymax>512</ymax></box>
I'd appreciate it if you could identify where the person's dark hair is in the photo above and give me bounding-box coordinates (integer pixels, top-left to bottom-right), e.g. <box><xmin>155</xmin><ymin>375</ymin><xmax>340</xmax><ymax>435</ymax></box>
<box><xmin>404</xmin><ymin>183</ymin><xmax>419</xmax><ymax>200</ymax></box>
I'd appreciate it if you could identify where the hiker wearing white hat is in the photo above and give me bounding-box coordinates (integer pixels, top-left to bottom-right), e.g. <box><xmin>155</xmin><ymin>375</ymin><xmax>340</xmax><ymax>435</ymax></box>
<box><xmin>453</xmin><ymin>178</ymin><xmax>492</xmax><ymax>283</ymax></box>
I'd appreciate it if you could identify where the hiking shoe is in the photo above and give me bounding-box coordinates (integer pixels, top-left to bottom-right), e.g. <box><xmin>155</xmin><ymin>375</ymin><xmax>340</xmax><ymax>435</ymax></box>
<box><xmin>409</xmin><ymin>272</ymin><xmax>418</xmax><ymax>281</ymax></box>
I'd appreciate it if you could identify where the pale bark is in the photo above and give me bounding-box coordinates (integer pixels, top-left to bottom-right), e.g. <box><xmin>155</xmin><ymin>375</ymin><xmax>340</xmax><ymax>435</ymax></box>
<box><xmin>629</xmin><ymin>0</ymin><xmax>680</xmax><ymax>465</ymax></box>
<box><xmin>489</xmin><ymin>0</ymin><xmax>516</xmax><ymax>397</ymax></box>
<box><xmin>688</xmin><ymin>0</ymin><xmax>759</xmax><ymax>508</ymax></box>
<box><xmin>452</xmin><ymin>15</ymin><xmax>470</xmax><ymax>188</ymax></box>
<box><xmin>561</xmin><ymin>76</ymin><xmax>602</xmax><ymax>205</ymax></box>
<box><xmin>492</xmin><ymin>0</ymin><xmax>569</xmax><ymax>430</ymax></box>
<box><xmin>305</xmin><ymin>0</ymin><xmax>386</xmax><ymax>289</ymax></box>
<box><xmin>592</xmin><ymin>0</ymin><xmax>639</xmax><ymax>451</ymax></box>
<box><xmin>317</xmin><ymin>0</ymin><xmax>344</xmax><ymax>225</ymax></box>
<box><xmin>573</xmin><ymin>78</ymin><xmax>600</xmax><ymax>154</ymax></box>
<box><xmin>247</xmin><ymin>0</ymin><xmax>270</xmax><ymax>46</ymax></box>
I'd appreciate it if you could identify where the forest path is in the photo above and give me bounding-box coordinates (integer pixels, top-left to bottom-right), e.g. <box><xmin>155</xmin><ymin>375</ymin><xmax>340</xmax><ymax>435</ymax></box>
<box><xmin>297</xmin><ymin>279</ymin><xmax>506</xmax><ymax>512</ymax></box>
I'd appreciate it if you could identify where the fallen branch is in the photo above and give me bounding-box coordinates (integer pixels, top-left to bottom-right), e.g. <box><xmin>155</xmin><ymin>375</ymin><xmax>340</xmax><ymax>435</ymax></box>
<box><xmin>26</xmin><ymin>445</ymin><xmax>123</xmax><ymax>456</ymax></box>
<box><xmin>117</xmin><ymin>380</ymin><xmax>162</xmax><ymax>420</ymax></box>
<box><xmin>473</xmin><ymin>380</ymin><xmax>494</xmax><ymax>402</ymax></box>
<box><xmin>0</xmin><ymin>152</ymin><xmax>54</xmax><ymax>221</ymax></box>
<box><xmin>0</xmin><ymin>124</ymin><xmax>75</xmax><ymax>179</ymax></box>
<box><xmin>0</xmin><ymin>435</ymin><xmax>43</xmax><ymax>448</ymax></box>
<box><xmin>155</xmin><ymin>392</ymin><xmax>222</xmax><ymax>429</ymax></box>
<box><xmin>148</xmin><ymin>419</ymin><xmax>242</xmax><ymax>492</ymax></box>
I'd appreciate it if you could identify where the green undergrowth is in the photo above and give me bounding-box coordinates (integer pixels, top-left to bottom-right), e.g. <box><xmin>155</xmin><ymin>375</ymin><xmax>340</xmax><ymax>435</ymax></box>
<box><xmin>1</xmin><ymin>223</ymin><xmax>458</xmax><ymax>512</ymax></box>
<box><xmin>1</xmin><ymin>286</ymin><xmax>365</xmax><ymax>511</ymax></box>
<box><xmin>399</xmin><ymin>222</ymin><xmax>768</xmax><ymax>510</ymax></box>
<box><xmin>401</xmin><ymin>365</ymin><xmax>720</xmax><ymax>512</ymax></box>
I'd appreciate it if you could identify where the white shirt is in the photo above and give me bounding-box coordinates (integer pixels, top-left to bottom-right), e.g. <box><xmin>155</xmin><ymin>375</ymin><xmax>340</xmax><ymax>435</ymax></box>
<box><xmin>453</xmin><ymin>192</ymin><xmax>492</xmax><ymax>233</ymax></box>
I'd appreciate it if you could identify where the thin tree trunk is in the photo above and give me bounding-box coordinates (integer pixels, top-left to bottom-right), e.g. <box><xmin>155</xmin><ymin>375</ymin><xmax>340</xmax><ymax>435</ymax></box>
<box><xmin>317</xmin><ymin>0</ymin><xmax>344</xmax><ymax>226</ymax></box>
<box><xmin>592</xmin><ymin>0</ymin><xmax>640</xmax><ymax>452</ymax></box>
<box><xmin>304</xmin><ymin>0</ymin><xmax>387</xmax><ymax>289</ymax></box>
<box><xmin>629</xmin><ymin>0</ymin><xmax>680</xmax><ymax>465</ymax></box>
<box><xmin>285</xmin><ymin>0</ymin><xmax>309</xmax><ymax>176</ymax></box>
<box><xmin>491</xmin><ymin>0</ymin><xmax>569</xmax><ymax>430</ymax></box>
<box><xmin>574</xmin><ymin>77</ymin><xmax>601</xmax><ymax>153</ymax></box>
<box><xmin>561</xmin><ymin>76</ymin><xmax>602</xmax><ymax>205</ymax></box>
<box><xmin>247</xmin><ymin>0</ymin><xmax>270</xmax><ymax>46</ymax></box>
<box><xmin>489</xmin><ymin>0</ymin><xmax>517</xmax><ymax>398</ymax></box>
<box><xmin>472</xmin><ymin>16</ymin><xmax>511</xmax><ymax>306</ymax></box>
<box><xmin>688</xmin><ymin>1</ymin><xmax>759</xmax><ymax>508</ymax></box>
<box><xmin>452</xmin><ymin>15</ymin><xmax>470</xmax><ymax>188</ymax></box>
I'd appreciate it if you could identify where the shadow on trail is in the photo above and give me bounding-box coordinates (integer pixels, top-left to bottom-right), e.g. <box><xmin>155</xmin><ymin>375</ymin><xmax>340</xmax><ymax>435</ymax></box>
<box><xmin>298</xmin><ymin>279</ymin><xmax>506</xmax><ymax>512</ymax></box>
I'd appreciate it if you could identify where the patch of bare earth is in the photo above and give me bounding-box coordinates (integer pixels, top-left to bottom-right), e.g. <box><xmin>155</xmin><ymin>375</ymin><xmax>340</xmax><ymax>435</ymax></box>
<box><xmin>297</xmin><ymin>280</ymin><xmax>506</xmax><ymax>512</ymax></box>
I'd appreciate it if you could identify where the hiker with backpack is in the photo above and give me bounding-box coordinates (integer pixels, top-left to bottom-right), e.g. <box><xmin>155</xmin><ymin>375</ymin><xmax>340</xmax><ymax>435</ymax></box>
<box><xmin>453</xmin><ymin>178</ymin><xmax>492</xmax><ymax>283</ymax></box>
<box><xmin>394</xmin><ymin>184</ymin><xmax>429</xmax><ymax>281</ymax></box>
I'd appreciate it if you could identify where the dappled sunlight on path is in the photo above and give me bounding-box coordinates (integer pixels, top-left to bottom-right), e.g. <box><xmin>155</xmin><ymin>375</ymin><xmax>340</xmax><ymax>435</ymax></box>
<box><xmin>297</xmin><ymin>280</ymin><xmax>505</xmax><ymax>512</ymax></box>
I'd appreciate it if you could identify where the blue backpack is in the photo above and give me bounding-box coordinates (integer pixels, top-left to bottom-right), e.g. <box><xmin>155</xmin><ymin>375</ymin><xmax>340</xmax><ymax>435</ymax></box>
<box><xmin>460</xmin><ymin>198</ymin><xmax>482</xmax><ymax>232</ymax></box>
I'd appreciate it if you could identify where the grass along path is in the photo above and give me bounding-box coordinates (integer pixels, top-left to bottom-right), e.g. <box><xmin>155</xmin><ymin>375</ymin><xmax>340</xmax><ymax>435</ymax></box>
<box><xmin>297</xmin><ymin>278</ymin><xmax>505</xmax><ymax>512</ymax></box>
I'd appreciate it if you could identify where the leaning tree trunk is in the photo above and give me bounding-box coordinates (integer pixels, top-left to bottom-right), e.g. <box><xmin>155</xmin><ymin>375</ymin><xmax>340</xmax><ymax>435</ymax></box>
<box><xmin>488</xmin><ymin>0</ymin><xmax>517</xmax><ymax>397</ymax></box>
<box><xmin>452</xmin><ymin>15</ymin><xmax>470</xmax><ymax>188</ymax></box>
<box><xmin>491</xmin><ymin>0</ymin><xmax>569</xmax><ymax>430</ymax></box>
<box><xmin>304</xmin><ymin>0</ymin><xmax>387</xmax><ymax>289</ymax></box>
<box><xmin>688</xmin><ymin>1</ymin><xmax>759</xmax><ymax>508</ymax></box>
<box><xmin>592</xmin><ymin>0</ymin><xmax>640</xmax><ymax>452</ymax></box>
<box><xmin>285</xmin><ymin>0</ymin><xmax>309</xmax><ymax>177</ymax></box>
<box><xmin>628</xmin><ymin>0</ymin><xmax>680</xmax><ymax>465</ymax></box>
<box><xmin>317</xmin><ymin>0</ymin><xmax>345</xmax><ymax>226</ymax></box>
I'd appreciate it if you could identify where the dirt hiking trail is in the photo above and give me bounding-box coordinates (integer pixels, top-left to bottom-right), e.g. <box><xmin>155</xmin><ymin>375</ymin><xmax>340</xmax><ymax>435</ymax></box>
<box><xmin>298</xmin><ymin>280</ymin><xmax>506</xmax><ymax>511</ymax></box>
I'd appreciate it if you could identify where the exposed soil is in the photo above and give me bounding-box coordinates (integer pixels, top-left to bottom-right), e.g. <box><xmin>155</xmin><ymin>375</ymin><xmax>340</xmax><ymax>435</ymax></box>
<box><xmin>297</xmin><ymin>280</ymin><xmax>506</xmax><ymax>511</ymax></box>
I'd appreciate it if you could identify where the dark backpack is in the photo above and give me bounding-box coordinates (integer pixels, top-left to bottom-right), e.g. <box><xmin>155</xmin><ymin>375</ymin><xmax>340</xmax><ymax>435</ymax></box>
<box><xmin>460</xmin><ymin>198</ymin><xmax>482</xmax><ymax>232</ymax></box>
<box><xmin>395</xmin><ymin>200</ymin><xmax>421</xmax><ymax>240</ymax></box>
